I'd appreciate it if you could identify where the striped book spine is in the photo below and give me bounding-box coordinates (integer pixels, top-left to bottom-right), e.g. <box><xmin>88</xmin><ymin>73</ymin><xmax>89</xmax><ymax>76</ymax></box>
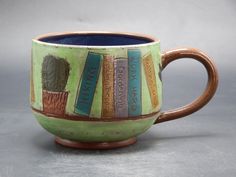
<box><xmin>143</xmin><ymin>53</ymin><xmax>159</xmax><ymax>108</ymax></box>
<box><xmin>128</xmin><ymin>49</ymin><xmax>142</xmax><ymax>116</ymax></box>
<box><xmin>114</xmin><ymin>58</ymin><xmax>128</xmax><ymax>118</ymax></box>
<box><xmin>75</xmin><ymin>52</ymin><xmax>102</xmax><ymax>116</ymax></box>
<box><xmin>102</xmin><ymin>55</ymin><xmax>114</xmax><ymax>118</ymax></box>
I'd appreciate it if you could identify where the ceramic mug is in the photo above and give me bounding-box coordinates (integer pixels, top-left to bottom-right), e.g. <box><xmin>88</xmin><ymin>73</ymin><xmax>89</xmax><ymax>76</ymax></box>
<box><xmin>31</xmin><ymin>31</ymin><xmax>218</xmax><ymax>149</ymax></box>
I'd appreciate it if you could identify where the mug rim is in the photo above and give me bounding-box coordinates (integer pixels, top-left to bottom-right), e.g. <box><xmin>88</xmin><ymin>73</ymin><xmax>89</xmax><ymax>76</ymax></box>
<box><xmin>32</xmin><ymin>31</ymin><xmax>160</xmax><ymax>48</ymax></box>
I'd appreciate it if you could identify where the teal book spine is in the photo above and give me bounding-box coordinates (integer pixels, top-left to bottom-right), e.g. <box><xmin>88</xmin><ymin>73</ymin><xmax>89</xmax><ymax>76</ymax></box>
<box><xmin>75</xmin><ymin>52</ymin><xmax>102</xmax><ymax>116</ymax></box>
<box><xmin>128</xmin><ymin>49</ymin><xmax>142</xmax><ymax>116</ymax></box>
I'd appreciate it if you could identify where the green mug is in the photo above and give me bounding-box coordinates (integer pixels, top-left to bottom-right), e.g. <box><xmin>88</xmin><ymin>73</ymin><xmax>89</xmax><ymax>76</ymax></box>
<box><xmin>31</xmin><ymin>31</ymin><xmax>218</xmax><ymax>149</ymax></box>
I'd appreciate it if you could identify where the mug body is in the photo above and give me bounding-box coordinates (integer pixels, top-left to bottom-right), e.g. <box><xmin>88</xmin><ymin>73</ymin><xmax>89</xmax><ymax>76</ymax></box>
<box><xmin>31</xmin><ymin>32</ymin><xmax>162</xmax><ymax>143</ymax></box>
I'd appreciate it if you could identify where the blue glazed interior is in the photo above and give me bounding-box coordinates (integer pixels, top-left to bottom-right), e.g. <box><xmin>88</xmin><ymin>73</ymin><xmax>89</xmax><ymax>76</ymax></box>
<box><xmin>39</xmin><ymin>33</ymin><xmax>154</xmax><ymax>46</ymax></box>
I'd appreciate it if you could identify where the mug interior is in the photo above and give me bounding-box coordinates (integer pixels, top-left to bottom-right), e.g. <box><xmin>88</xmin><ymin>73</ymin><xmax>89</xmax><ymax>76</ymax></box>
<box><xmin>38</xmin><ymin>33</ymin><xmax>155</xmax><ymax>46</ymax></box>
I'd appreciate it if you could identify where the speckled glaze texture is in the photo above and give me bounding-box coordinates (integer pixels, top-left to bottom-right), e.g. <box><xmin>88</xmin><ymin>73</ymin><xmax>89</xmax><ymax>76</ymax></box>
<box><xmin>34</xmin><ymin>111</ymin><xmax>158</xmax><ymax>142</ymax></box>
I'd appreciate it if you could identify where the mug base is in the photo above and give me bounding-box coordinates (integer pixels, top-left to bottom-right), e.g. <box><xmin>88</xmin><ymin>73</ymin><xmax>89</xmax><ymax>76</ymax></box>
<box><xmin>55</xmin><ymin>137</ymin><xmax>137</xmax><ymax>150</ymax></box>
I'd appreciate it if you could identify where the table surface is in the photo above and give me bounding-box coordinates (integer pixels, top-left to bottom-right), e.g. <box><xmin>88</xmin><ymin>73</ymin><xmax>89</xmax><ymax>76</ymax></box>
<box><xmin>0</xmin><ymin>98</ymin><xmax>236</xmax><ymax>177</ymax></box>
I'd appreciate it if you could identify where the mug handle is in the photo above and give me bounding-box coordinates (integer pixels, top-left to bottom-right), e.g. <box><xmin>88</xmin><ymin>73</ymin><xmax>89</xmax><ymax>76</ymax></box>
<box><xmin>155</xmin><ymin>48</ymin><xmax>218</xmax><ymax>124</ymax></box>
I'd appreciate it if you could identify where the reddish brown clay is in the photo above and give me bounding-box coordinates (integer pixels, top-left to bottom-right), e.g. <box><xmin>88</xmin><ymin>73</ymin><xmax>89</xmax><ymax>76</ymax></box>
<box><xmin>155</xmin><ymin>48</ymin><xmax>218</xmax><ymax>124</ymax></box>
<box><xmin>32</xmin><ymin>107</ymin><xmax>160</xmax><ymax>121</ymax></box>
<box><xmin>42</xmin><ymin>90</ymin><xmax>68</xmax><ymax>116</ymax></box>
<box><xmin>55</xmin><ymin>137</ymin><xmax>137</xmax><ymax>150</ymax></box>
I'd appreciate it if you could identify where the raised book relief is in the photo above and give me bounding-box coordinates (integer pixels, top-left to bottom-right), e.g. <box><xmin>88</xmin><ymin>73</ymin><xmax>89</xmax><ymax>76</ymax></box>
<box><xmin>114</xmin><ymin>58</ymin><xmax>128</xmax><ymax>118</ymax></box>
<box><xmin>128</xmin><ymin>49</ymin><xmax>142</xmax><ymax>116</ymax></box>
<box><xmin>74</xmin><ymin>52</ymin><xmax>102</xmax><ymax>116</ymax></box>
<box><xmin>143</xmin><ymin>53</ymin><xmax>159</xmax><ymax>108</ymax></box>
<box><xmin>102</xmin><ymin>55</ymin><xmax>114</xmax><ymax>118</ymax></box>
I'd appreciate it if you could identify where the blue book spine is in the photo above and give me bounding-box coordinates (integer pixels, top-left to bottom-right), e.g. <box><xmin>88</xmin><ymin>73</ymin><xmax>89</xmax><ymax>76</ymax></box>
<box><xmin>128</xmin><ymin>49</ymin><xmax>142</xmax><ymax>116</ymax></box>
<box><xmin>75</xmin><ymin>52</ymin><xmax>102</xmax><ymax>116</ymax></box>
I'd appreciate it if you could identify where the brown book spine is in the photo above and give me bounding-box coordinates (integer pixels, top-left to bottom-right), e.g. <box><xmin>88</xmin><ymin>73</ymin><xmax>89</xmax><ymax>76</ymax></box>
<box><xmin>102</xmin><ymin>55</ymin><xmax>114</xmax><ymax>118</ymax></box>
<box><xmin>143</xmin><ymin>54</ymin><xmax>159</xmax><ymax>108</ymax></box>
<box><xmin>30</xmin><ymin>54</ymin><xmax>35</xmax><ymax>103</ymax></box>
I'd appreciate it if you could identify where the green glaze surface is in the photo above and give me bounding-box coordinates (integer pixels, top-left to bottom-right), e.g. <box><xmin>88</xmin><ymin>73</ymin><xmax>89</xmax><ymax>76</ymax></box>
<box><xmin>31</xmin><ymin>41</ymin><xmax>162</xmax><ymax>117</ymax></box>
<box><xmin>34</xmin><ymin>111</ymin><xmax>158</xmax><ymax>142</ymax></box>
<box><xmin>31</xmin><ymin>32</ymin><xmax>163</xmax><ymax>142</ymax></box>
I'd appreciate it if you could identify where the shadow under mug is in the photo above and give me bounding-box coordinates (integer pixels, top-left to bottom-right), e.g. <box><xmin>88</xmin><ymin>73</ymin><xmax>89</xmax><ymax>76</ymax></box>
<box><xmin>31</xmin><ymin>31</ymin><xmax>218</xmax><ymax>149</ymax></box>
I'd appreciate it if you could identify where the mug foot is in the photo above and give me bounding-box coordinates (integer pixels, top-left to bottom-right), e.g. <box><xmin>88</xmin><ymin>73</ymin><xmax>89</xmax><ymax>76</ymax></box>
<box><xmin>55</xmin><ymin>137</ymin><xmax>137</xmax><ymax>150</ymax></box>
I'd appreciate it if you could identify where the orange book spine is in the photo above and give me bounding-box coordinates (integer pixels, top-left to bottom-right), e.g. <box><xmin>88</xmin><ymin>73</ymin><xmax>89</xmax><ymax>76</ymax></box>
<box><xmin>143</xmin><ymin>54</ymin><xmax>158</xmax><ymax>108</ymax></box>
<box><xmin>102</xmin><ymin>55</ymin><xmax>114</xmax><ymax>117</ymax></box>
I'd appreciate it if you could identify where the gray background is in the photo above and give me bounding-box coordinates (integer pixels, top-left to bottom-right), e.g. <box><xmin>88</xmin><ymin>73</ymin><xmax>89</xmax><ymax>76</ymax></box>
<box><xmin>0</xmin><ymin>0</ymin><xmax>236</xmax><ymax>176</ymax></box>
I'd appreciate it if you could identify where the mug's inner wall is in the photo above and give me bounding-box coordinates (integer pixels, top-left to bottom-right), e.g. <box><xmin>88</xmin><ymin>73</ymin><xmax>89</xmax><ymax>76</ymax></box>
<box><xmin>38</xmin><ymin>33</ymin><xmax>154</xmax><ymax>46</ymax></box>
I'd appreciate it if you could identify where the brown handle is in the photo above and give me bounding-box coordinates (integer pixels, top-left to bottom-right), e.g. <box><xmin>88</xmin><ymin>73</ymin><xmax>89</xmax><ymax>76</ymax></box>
<box><xmin>155</xmin><ymin>48</ymin><xmax>218</xmax><ymax>124</ymax></box>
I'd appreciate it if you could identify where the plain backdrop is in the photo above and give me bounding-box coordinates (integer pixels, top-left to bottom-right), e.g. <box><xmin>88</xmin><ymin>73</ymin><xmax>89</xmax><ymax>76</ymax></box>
<box><xmin>0</xmin><ymin>0</ymin><xmax>235</xmax><ymax>177</ymax></box>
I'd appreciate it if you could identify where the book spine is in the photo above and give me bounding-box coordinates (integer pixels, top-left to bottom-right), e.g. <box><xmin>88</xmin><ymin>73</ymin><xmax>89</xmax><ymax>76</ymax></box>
<box><xmin>75</xmin><ymin>52</ymin><xmax>102</xmax><ymax>116</ymax></box>
<box><xmin>30</xmin><ymin>52</ymin><xmax>35</xmax><ymax>104</ymax></box>
<box><xmin>128</xmin><ymin>49</ymin><xmax>142</xmax><ymax>116</ymax></box>
<box><xmin>143</xmin><ymin>54</ymin><xmax>159</xmax><ymax>108</ymax></box>
<box><xmin>102</xmin><ymin>55</ymin><xmax>114</xmax><ymax>118</ymax></box>
<box><xmin>114</xmin><ymin>58</ymin><xmax>128</xmax><ymax>118</ymax></box>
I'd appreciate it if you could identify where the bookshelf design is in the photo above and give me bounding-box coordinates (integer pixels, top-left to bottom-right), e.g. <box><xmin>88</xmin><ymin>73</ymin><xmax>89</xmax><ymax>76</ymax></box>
<box><xmin>26</xmin><ymin>32</ymin><xmax>165</xmax><ymax>125</ymax></box>
<box><xmin>72</xmin><ymin>49</ymin><xmax>160</xmax><ymax>118</ymax></box>
<box><xmin>38</xmin><ymin>49</ymin><xmax>160</xmax><ymax>118</ymax></box>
